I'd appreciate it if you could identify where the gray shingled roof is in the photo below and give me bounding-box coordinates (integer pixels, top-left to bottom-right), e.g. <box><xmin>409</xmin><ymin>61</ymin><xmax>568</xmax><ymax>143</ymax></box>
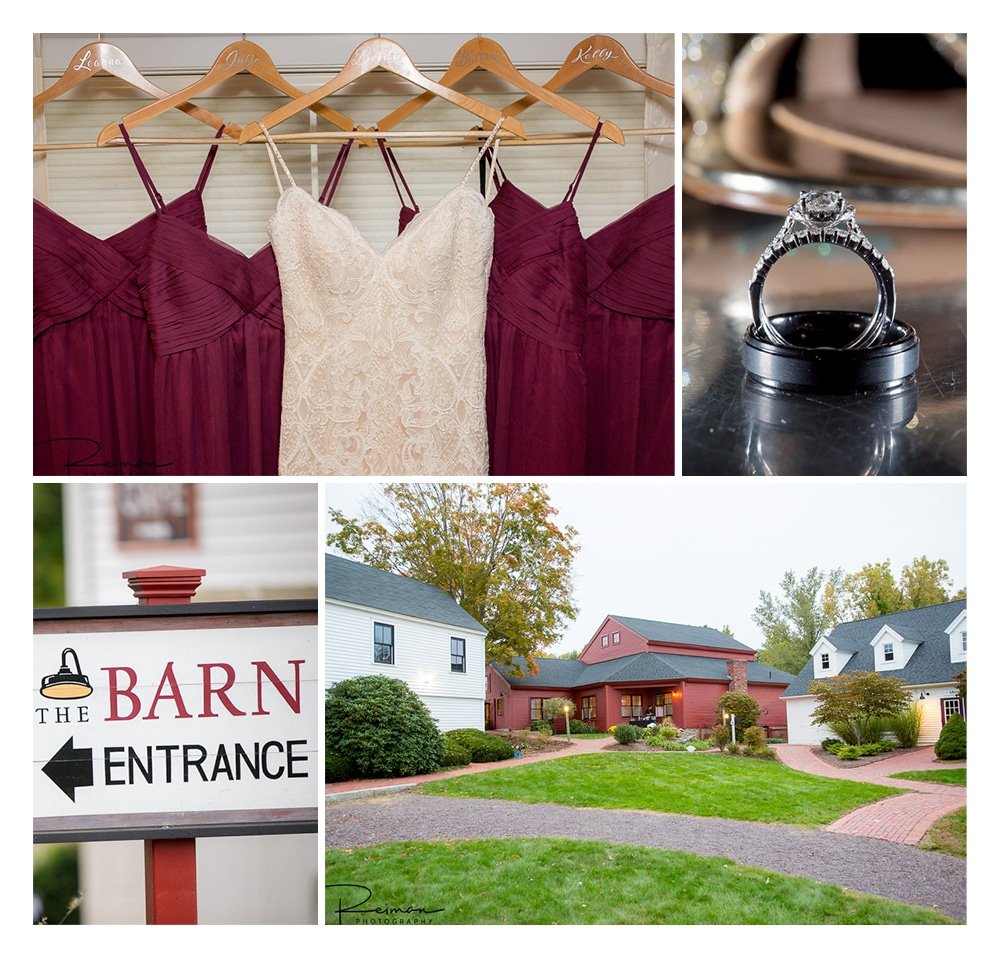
<box><xmin>610</xmin><ymin>615</ymin><xmax>755</xmax><ymax>653</ymax></box>
<box><xmin>325</xmin><ymin>554</ymin><xmax>486</xmax><ymax>633</ymax></box>
<box><xmin>497</xmin><ymin>652</ymin><xmax>795</xmax><ymax>688</ymax></box>
<box><xmin>782</xmin><ymin>600</ymin><xmax>966</xmax><ymax>697</ymax></box>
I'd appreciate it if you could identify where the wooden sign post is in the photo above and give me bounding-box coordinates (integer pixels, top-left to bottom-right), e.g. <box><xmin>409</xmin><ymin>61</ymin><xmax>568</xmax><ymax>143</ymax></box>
<box><xmin>33</xmin><ymin>566</ymin><xmax>319</xmax><ymax>925</ymax></box>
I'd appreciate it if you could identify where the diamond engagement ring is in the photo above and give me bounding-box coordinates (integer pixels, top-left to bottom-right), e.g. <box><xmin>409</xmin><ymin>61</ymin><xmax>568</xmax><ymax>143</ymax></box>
<box><xmin>748</xmin><ymin>190</ymin><xmax>896</xmax><ymax>350</ymax></box>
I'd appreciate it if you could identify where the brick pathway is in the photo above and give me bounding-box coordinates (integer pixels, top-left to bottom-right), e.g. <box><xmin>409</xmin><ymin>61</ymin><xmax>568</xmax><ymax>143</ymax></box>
<box><xmin>326</xmin><ymin>734</ymin><xmax>613</xmax><ymax>801</ymax></box>
<box><xmin>774</xmin><ymin>744</ymin><xmax>966</xmax><ymax>845</ymax></box>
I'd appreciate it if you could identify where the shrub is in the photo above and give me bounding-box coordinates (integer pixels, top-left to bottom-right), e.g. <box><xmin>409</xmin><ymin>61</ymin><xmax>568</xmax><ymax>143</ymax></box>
<box><xmin>715</xmin><ymin>691</ymin><xmax>760</xmax><ymax>742</ymax></box>
<box><xmin>935</xmin><ymin>713</ymin><xmax>967</xmax><ymax>760</ymax></box>
<box><xmin>542</xmin><ymin>697</ymin><xmax>576</xmax><ymax>728</ymax></box>
<box><xmin>569</xmin><ymin>719</ymin><xmax>597</xmax><ymax>734</ymax></box>
<box><xmin>325</xmin><ymin>676</ymin><xmax>443</xmax><ymax>777</ymax></box>
<box><xmin>888</xmin><ymin>702</ymin><xmax>923</xmax><ymax>748</ymax></box>
<box><xmin>685</xmin><ymin>738</ymin><xmax>712</xmax><ymax>751</ymax></box>
<box><xmin>326</xmin><ymin>750</ymin><xmax>358</xmax><ymax>783</ymax></box>
<box><xmin>529</xmin><ymin>719</ymin><xmax>553</xmax><ymax>733</ymax></box>
<box><xmin>535</xmin><ymin>724</ymin><xmax>552</xmax><ymax>742</ymax></box>
<box><xmin>33</xmin><ymin>843</ymin><xmax>81</xmax><ymax>925</ymax></box>
<box><xmin>746</xmin><ymin>747</ymin><xmax>778</xmax><ymax>761</ymax></box>
<box><xmin>613</xmin><ymin>724</ymin><xmax>641</xmax><ymax>745</ymax></box>
<box><xmin>711</xmin><ymin>724</ymin><xmax>731</xmax><ymax>749</ymax></box>
<box><xmin>443</xmin><ymin>728</ymin><xmax>515</xmax><ymax>763</ymax></box>
<box><xmin>659</xmin><ymin>723</ymin><xmax>679</xmax><ymax>740</ymax></box>
<box><xmin>439</xmin><ymin>740</ymin><xmax>472</xmax><ymax>768</ymax></box>
<box><xmin>641</xmin><ymin>725</ymin><xmax>660</xmax><ymax>743</ymax></box>
<box><xmin>821</xmin><ymin>737</ymin><xmax>842</xmax><ymax>750</ymax></box>
<box><xmin>742</xmin><ymin>726</ymin><xmax>766</xmax><ymax>751</ymax></box>
<box><xmin>725</xmin><ymin>740</ymin><xmax>741</xmax><ymax>755</ymax></box>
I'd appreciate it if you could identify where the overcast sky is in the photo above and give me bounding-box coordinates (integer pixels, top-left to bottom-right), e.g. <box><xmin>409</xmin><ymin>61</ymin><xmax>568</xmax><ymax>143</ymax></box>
<box><xmin>324</xmin><ymin>480</ymin><xmax>966</xmax><ymax>657</ymax></box>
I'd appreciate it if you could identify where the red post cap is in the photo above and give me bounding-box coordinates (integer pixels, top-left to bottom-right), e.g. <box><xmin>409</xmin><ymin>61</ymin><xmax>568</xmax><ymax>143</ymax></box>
<box><xmin>122</xmin><ymin>565</ymin><xmax>207</xmax><ymax>605</ymax></box>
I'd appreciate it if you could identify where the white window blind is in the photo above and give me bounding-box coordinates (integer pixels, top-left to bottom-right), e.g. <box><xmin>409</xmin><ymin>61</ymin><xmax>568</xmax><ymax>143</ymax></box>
<box><xmin>36</xmin><ymin>34</ymin><xmax>674</xmax><ymax>256</ymax></box>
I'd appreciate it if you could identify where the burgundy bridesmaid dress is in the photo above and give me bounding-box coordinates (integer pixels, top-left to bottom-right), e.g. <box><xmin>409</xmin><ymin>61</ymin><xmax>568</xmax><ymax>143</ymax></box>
<box><xmin>33</xmin><ymin>132</ymin><xmax>222</xmax><ymax>475</ymax></box>
<box><xmin>483</xmin><ymin>125</ymin><xmax>675</xmax><ymax>476</ymax></box>
<box><xmin>127</xmin><ymin>131</ymin><xmax>354</xmax><ymax>475</ymax></box>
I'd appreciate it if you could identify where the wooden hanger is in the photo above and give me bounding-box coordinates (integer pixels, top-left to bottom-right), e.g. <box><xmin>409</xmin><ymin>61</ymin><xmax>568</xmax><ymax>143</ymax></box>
<box><xmin>501</xmin><ymin>35</ymin><xmax>675</xmax><ymax>118</ymax></box>
<box><xmin>97</xmin><ymin>39</ymin><xmax>355</xmax><ymax>146</ymax></box>
<box><xmin>238</xmin><ymin>37</ymin><xmax>526</xmax><ymax>145</ymax></box>
<box><xmin>374</xmin><ymin>36</ymin><xmax>625</xmax><ymax>145</ymax></box>
<box><xmin>34</xmin><ymin>40</ymin><xmax>231</xmax><ymax>136</ymax></box>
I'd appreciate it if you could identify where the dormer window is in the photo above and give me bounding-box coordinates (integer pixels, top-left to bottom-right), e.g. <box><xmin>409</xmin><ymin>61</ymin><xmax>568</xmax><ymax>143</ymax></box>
<box><xmin>883</xmin><ymin>642</ymin><xmax>894</xmax><ymax>663</ymax></box>
<box><xmin>820</xmin><ymin>653</ymin><xmax>830</xmax><ymax>670</ymax></box>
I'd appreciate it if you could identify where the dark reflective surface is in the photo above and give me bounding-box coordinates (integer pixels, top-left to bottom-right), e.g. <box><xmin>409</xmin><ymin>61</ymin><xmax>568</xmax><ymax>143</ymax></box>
<box><xmin>681</xmin><ymin>198</ymin><xmax>966</xmax><ymax>475</ymax></box>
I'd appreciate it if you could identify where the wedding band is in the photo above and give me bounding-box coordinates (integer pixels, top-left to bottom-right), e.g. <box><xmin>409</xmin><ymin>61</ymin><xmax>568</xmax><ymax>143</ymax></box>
<box><xmin>748</xmin><ymin>190</ymin><xmax>896</xmax><ymax>350</ymax></box>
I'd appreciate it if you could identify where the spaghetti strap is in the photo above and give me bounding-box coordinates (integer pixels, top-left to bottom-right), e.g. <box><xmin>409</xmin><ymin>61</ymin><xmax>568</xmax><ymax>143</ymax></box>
<box><xmin>319</xmin><ymin>138</ymin><xmax>355</xmax><ymax>207</ymax></box>
<box><xmin>377</xmin><ymin>138</ymin><xmax>419</xmax><ymax>215</ymax></box>
<box><xmin>259</xmin><ymin>125</ymin><xmax>298</xmax><ymax>194</ymax></box>
<box><xmin>120</xmin><ymin>124</ymin><xmax>165</xmax><ymax>213</ymax></box>
<box><xmin>563</xmin><ymin>122</ymin><xmax>604</xmax><ymax>204</ymax></box>
<box><xmin>462</xmin><ymin>116</ymin><xmax>507</xmax><ymax>190</ymax></box>
<box><xmin>194</xmin><ymin>124</ymin><xmax>227</xmax><ymax>195</ymax></box>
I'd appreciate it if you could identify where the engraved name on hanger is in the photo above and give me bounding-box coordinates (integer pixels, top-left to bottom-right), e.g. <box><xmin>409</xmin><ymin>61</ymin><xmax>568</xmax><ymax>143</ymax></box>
<box><xmin>74</xmin><ymin>49</ymin><xmax>125</xmax><ymax>72</ymax></box>
<box><xmin>224</xmin><ymin>47</ymin><xmax>261</xmax><ymax>69</ymax></box>
<box><xmin>571</xmin><ymin>45</ymin><xmax>620</xmax><ymax>65</ymax></box>
<box><xmin>454</xmin><ymin>49</ymin><xmax>506</xmax><ymax>69</ymax></box>
<box><xmin>349</xmin><ymin>46</ymin><xmax>409</xmax><ymax>69</ymax></box>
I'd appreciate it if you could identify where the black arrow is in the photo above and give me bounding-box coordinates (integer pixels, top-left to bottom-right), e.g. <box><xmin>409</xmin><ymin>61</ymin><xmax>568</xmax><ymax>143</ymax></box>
<box><xmin>42</xmin><ymin>737</ymin><xmax>94</xmax><ymax>802</ymax></box>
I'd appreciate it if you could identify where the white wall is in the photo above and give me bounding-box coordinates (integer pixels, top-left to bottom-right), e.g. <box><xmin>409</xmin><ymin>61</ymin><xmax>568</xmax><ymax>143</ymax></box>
<box><xmin>63</xmin><ymin>483</ymin><xmax>318</xmax><ymax>605</ymax></box>
<box><xmin>326</xmin><ymin>598</ymin><xmax>486</xmax><ymax>731</ymax></box>
<box><xmin>785</xmin><ymin>696</ymin><xmax>829</xmax><ymax>745</ymax></box>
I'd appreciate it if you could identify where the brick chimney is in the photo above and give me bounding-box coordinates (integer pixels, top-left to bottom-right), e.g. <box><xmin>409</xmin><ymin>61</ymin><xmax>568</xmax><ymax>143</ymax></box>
<box><xmin>727</xmin><ymin>659</ymin><xmax>748</xmax><ymax>694</ymax></box>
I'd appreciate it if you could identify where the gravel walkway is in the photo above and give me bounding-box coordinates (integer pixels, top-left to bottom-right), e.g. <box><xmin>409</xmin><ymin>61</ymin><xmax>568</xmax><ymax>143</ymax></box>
<box><xmin>326</xmin><ymin>793</ymin><xmax>966</xmax><ymax>921</ymax></box>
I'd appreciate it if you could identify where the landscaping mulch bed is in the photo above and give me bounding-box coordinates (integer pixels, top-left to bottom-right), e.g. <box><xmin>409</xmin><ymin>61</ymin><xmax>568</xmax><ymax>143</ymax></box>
<box><xmin>493</xmin><ymin>734</ymin><xmax>572</xmax><ymax>756</ymax></box>
<box><xmin>811</xmin><ymin>746</ymin><xmax>922</xmax><ymax>769</ymax></box>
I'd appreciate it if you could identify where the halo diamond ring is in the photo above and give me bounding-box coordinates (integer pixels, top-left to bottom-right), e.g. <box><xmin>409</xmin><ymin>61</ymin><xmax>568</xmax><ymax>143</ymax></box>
<box><xmin>748</xmin><ymin>190</ymin><xmax>896</xmax><ymax>350</ymax></box>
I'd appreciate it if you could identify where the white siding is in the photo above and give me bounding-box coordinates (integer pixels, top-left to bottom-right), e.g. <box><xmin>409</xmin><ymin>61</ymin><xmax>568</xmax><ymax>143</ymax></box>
<box><xmin>62</xmin><ymin>483</ymin><xmax>318</xmax><ymax>605</ymax></box>
<box><xmin>946</xmin><ymin>610</ymin><xmax>968</xmax><ymax>664</ymax></box>
<box><xmin>871</xmin><ymin>626</ymin><xmax>918</xmax><ymax>673</ymax></box>
<box><xmin>811</xmin><ymin>640</ymin><xmax>852</xmax><ymax>678</ymax></box>
<box><xmin>326</xmin><ymin>598</ymin><xmax>486</xmax><ymax>732</ymax></box>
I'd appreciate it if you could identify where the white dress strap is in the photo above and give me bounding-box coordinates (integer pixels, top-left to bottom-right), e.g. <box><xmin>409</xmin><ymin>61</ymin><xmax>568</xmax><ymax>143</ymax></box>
<box><xmin>260</xmin><ymin>124</ymin><xmax>298</xmax><ymax>194</ymax></box>
<box><xmin>462</xmin><ymin>115</ymin><xmax>506</xmax><ymax>191</ymax></box>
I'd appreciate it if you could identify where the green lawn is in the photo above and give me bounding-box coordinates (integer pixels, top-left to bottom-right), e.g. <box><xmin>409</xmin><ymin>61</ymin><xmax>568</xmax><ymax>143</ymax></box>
<box><xmin>325</xmin><ymin>839</ymin><xmax>954</xmax><ymax>924</ymax></box>
<box><xmin>890</xmin><ymin>769</ymin><xmax>966</xmax><ymax>787</ymax></box>
<box><xmin>420</xmin><ymin>752</ymin><xmax>902</xmax><ymax>826</ymax></box>
<box><xmin>920</xmin><ymin>807</ymin><xmax>966</xmax><ymax>858</ymax></box>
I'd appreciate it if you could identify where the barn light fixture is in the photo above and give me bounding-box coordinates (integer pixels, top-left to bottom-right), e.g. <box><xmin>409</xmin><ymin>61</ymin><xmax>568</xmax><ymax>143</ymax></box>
<box><xmin>40</xmin><ymin>648</ymin><xmax>93</xmax><ymax>699</ymax></box>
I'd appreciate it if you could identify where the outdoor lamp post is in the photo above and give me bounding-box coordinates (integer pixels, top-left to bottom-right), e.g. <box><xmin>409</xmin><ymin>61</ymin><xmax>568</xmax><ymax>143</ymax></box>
<box><xmin>564</xmin><ymin>704</ymin><xmax>571</xmax><ymax>742</ymax></box>
<box><xmin>723</xmin><ymin>710</ymin><xmax>736</xmax><ymax>744</ymax></box>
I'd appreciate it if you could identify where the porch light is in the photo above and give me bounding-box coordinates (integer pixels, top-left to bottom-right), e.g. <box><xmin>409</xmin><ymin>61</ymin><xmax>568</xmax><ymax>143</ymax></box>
<box><xmin>918</xmin><ymin>691</ymin><xmax>927</xmax><ymax>700</ymax></box>
<box><xmin>40</xmin><ymin>648</ymin><xmax>93</xmax><ymax>699</ymax></box>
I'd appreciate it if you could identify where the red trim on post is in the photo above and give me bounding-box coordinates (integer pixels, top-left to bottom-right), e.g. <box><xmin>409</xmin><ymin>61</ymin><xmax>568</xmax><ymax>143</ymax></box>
<box><xmin>144</xmin><ymin>838</ymin><xmax>198</xmax><ymax>924</ymax></box>
<box><xmin>122</xmin><ymin>565</ymin><xmax>206</xmax><ymax>605</ymax></box>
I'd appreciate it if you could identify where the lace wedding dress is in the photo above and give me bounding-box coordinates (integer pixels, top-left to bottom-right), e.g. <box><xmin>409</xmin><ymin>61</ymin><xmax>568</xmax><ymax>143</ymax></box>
<box><xmin>263</xmin><ymin>121</ymin><xmax>504</xmax><ymax>476</ymax></box>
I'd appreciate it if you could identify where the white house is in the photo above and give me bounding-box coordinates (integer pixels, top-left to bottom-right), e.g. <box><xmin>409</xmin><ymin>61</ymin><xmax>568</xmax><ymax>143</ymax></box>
<box><xmin>326</xmin><ymin>553</ymin><xmax>487</xmax><ymax>731</ymax></box>
<box><xmin>783</xmin><ymin>599</ymin><xmax>967</xmax><ymax>746</ymax></box>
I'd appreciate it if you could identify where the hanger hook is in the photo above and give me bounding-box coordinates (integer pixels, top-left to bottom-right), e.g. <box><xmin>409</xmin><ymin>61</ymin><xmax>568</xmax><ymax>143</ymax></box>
<box><xmin>242</xmin><ymin>33</ymin><xmax>247</xmax><ymax>42</ymax></box>
<box><xmin>97</xmin><ymin>32</ymin><xmax>102</xmax><ymax>43</ymax></box>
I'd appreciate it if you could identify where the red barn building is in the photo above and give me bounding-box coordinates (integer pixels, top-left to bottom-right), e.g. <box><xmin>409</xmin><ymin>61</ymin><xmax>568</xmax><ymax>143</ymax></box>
<box><xmin>486</xmin><ymin>615</ymin><xmax>793</xmax><ymax>736</ymax></box>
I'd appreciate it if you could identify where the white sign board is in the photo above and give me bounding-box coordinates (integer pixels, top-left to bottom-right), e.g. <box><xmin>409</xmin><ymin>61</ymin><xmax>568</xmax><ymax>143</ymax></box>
<box><xmin>34</xmin><ymin>627</ymin><xmax>317</xmax><ymax>831</ymax></box>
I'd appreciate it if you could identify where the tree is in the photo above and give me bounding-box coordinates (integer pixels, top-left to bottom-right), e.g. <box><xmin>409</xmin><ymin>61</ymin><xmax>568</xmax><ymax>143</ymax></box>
<box><xmin>328</xmin><ymin>483</ymin><xmax>580</xmax><ymax>668</ymax></box>
<box><xmin>753</xmin><ymin>568</ymin><xmax>843</xmax><ymax>675</ymax></box>
<box><xmin>934</xmin><ymin>713</ymin><xmax>966</xmax><ymax>760</ymax></box>
<box><xmin>542</xmin><ymin>697</ymin><xmax>576</xmax><ymax>729</ymax></box>
<box><xmin>715</xmin><ymin>691</ymin><xmax>760</xmax><ymax>742</ymax></box>
<box><xmin>555</xmin><ymin>649</ymin><xmax>581</xmax><ymax>660</ymax></box>
<box><xmin>836</xmin><ymin>556</ymin><xmax>964</xmax><ymax>621</ymax></box>
<box><xmin>808</xmin><ymin>671</ymin><xmax>911</xmax><ymax>745</ymax></box>
<box><xmin>954</xmin><ymin>667</ymin><xmax>967</xmax><ymax>702</ymax></box>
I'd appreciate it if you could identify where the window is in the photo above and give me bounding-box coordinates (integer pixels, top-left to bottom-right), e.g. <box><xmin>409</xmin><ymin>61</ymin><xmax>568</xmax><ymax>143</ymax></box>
<box><xmin>373</xmin><ymin>622</ymin><xmax>394</xmax><ymax>665</ymax></box>
<box><xmin>496</xmin><ymin>699</ymin><xmax>504</xmax><ymax>717</ymax></box>
<box><xmin>581</xmin><ymin>696</ymin><xmax>596</xmax><ymax>721</ymax></box>
<box><xmin>601</xmin><ymin>634</ymin><xmax>609</xmax><ymax>647</ymax></box>
<box><xmin>612</xmin><ymin>631</ymin><xmax>620</xmax><ymax>645</ymax></box>
<box><xmin>530</xmin><ymin>698</ymin><xmax>544</xmax><ymax>721</ymax></box>
<box><xmin>961</xmin><ymin>631</ymin><xmax>967</xmax><ymax>652</ymax></box>
<box><xmin>942</xmin><ymin>698</ymin><xmax>963</xmax><ymax>721</ymax></box>
<box><xmin>883</xmin><ymin>642</ymin><xmax>894</xmax><ymax>662</ymax></box>
<box><xmin>655</xmin><ymin>693</ymin><xmax>673</xmax><ymax>718</ymax></box>
<box><xmin>620</xmin><ymin>694</ymin><xmax>643</xmax><ymax>719</ymax></box>
<box><xmin>116</xmin><ymin>483</ymin><xmax>195</xmax><ymax>543</ymax></box>
<box><xmin>450</xmin><ymin>637</ymin><xmax>466</xmax><ymax>673</ymax></box>
<box><xmin>820</xmin><ymin>653</ymin><xmax>830</xmax><ymax>670</ymax></box>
